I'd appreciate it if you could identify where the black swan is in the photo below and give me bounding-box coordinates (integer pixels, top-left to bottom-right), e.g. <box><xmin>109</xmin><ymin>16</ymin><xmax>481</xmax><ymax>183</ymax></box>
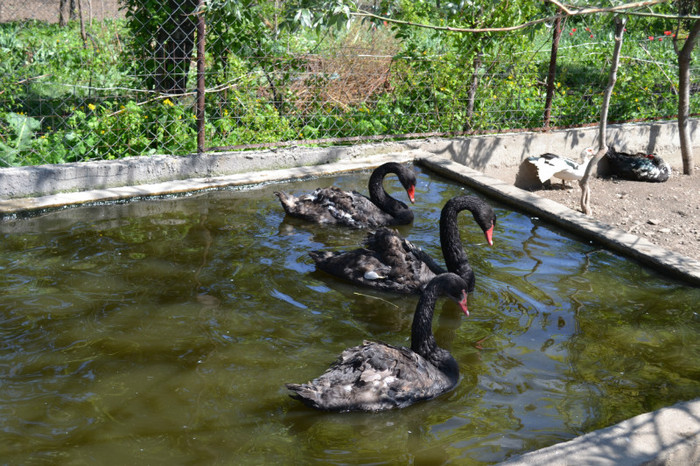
<box><xmin>274</xmin><ymin>162</ymin><xmax>416</xmax><ymax>228</ymax></box>
<box><xmin>308</xmin><ymin>195</ymin><xmax>496</xmax><ymax>296</ymax></box>
<box><xmin>285</xmin><ymin>273</ymin><xmax>470</xmax><ymax>412</ymax></box>
<box><xmin>605</xmin><ymin>148</ymin><xmax>671</xmax><ymax>182</ymax></box>
<box><xmin>526</xmin><ymin>147</ymin><xmax>595</xmax><ymax>187</ymax></box>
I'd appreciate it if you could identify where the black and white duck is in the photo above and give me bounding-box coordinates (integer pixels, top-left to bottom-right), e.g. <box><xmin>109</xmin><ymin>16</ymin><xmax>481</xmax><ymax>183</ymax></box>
<box><xmin>526</xmin><ymin>147</ymin><xmax>595</xmax><ymax>187</ymax></box>
<box><xmin>285</xmin><ymin>273</ymin><xmax>470</xmax><ymax>412</ymax></box>
<box><xmin>309</xmin><ymin>195</ymin><xmax>496</xmax><ymax>296</ymax></box>
<box><xmin>275</xmin><ymin>162</ymin><xmax>416</xmax><ymax>229</ymax></box>
<box><xmin>605</xmin><ymin>148</ymin><xmax>671</xmax><ymax>182</ymax></box>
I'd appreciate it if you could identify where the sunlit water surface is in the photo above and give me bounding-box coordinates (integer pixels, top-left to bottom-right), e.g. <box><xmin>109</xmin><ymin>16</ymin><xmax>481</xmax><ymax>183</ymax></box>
<box><xmin>1</xmin><ymin>165</ymin><xmax>699</xmax><ymax>464</ymax></box>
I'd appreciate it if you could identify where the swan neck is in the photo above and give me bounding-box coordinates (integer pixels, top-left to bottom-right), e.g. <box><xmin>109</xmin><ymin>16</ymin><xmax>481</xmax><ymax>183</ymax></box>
<box><xmin>440</xmin><ymin>202</ymin><xmax>470</xmax><ymax>273</ymax></box>
<box><xmin>411</xmin><ymin>285</ymin><xmax>439</xmax><ymax>358</ymax></box>
<box><xmin>368</xmin><ymin>165</ymin><xmax>405</xmax><ymax>216</ymax></box>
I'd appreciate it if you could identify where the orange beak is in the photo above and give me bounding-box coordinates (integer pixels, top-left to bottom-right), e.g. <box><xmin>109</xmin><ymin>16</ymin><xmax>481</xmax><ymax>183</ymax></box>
<box><xmin>407</xmin><ymin>185</ymin><xmax>415</xmax><ymax>204</ymax></box>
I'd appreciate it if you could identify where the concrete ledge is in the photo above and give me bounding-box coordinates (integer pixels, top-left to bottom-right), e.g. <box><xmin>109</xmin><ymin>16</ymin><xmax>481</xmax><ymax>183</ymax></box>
<box><xmin>0</xmin><ymin>120</ymin><xmax>696</xmax><ymax>200</ymax></box>
<box><xmin>0</xmin><ymin>143</ymin><xmax>423</xmax><ymax>199</ymax></box>
<box><xmin>500</xmin><ymin>398</ymin><xmax>700</xmax><ymax>466</ymax></box>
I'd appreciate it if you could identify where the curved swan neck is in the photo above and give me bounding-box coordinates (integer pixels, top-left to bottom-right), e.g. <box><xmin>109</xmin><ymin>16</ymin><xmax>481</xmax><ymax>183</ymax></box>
<box><xmin>368</xmin><ymin>163</ymin><xmax>411</xmax><ymax>217</ymax></box>
<box><xmin>368</xmin><ymin>165</ymin><xmax>391</xmax><ymax>206</ymax></box>
<box><xmin>440</xmin><ymin>199</ymin><xmax>471</xmax><ymax>274</ymax></box>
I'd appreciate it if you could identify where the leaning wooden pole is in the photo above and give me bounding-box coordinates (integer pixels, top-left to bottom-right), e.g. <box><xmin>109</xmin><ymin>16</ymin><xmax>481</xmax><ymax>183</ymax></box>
<box><xmin>580</xmin><ymin>16</ymin><xmax>627</xmax><ymax>215</ymax></box>
<box><xmin>196</xmin><ymin>0</ymin><xmax>206</xmax><ymax>154</ymax></box>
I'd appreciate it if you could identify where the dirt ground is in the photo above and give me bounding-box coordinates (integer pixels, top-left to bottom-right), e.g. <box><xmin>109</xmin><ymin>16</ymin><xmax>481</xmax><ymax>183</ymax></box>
<box><xmin>483</xmin><ymin>163</ymin><xmax>700</xmax><ymax>263</ymax></box>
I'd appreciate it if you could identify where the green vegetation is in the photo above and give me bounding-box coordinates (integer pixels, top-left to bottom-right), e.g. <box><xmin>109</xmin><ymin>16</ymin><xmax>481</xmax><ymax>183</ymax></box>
<box><xmin>0</xmin><ymin>3</ymin><xmax>697</xmax><ymax>167</ymax></box>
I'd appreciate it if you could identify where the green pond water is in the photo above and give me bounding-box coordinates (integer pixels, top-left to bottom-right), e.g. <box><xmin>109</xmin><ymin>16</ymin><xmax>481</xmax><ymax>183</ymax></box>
<box><xmin>1</xmin><ymin>164</ymin><xmax>699</xmax><ymax>464</ymax></box>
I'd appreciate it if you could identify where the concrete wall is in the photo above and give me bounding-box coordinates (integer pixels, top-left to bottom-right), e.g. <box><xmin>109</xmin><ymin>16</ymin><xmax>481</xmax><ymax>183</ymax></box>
<box><xmin>423</xmin><ymin>119</ymin><xmax>698</xmax><ymax>172</ymax></box>
<box><xmin>0</xmin><ymin>119</ymin><xmax>696</xmax><ymax>200</ymax></box>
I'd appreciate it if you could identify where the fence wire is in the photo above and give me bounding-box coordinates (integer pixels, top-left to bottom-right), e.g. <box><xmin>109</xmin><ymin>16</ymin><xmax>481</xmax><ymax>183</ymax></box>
<box><xmin>0</xmin><ymin>1</ymin><xmax>697</xmax><ymax>167</ymax></box>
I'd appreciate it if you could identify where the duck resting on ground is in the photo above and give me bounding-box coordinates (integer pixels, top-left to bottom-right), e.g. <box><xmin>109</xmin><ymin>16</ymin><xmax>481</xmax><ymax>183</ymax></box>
<box><xmin>308</xmin><ymin>195</ymin><xmax>496</xmax><ymax>296</ymax></box>
<box><xmin>274</xmin><ymin>162</ymin><xmax>416</xmax><ymax>229</ymax></box>
<box><xmin>604</xmin><ymin>148</ymin><xmax>671</xmax><ymax>183</ymax></box>
<box><xmin>285</xmin><ymin>273</ymin><xmax>470</xmax><ymax>412</ymax></box>
<box><xmin>526</xmin><ymin>147</ymin><xmax>595</xmax><ymax>187</ymax></box>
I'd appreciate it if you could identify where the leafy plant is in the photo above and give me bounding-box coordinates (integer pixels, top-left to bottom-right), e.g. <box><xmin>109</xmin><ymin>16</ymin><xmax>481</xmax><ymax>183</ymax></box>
<box><xmin>0</xmin><ymin>113</ymin><xmax>41</xmax><ymax>167</ymax></box>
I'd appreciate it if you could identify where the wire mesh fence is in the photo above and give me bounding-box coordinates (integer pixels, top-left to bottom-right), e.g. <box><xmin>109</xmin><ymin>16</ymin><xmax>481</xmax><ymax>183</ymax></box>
<box><xmin>0</xmin><ymin>1</ymin><xmax>697</xmax><ymax>167</ymax></box>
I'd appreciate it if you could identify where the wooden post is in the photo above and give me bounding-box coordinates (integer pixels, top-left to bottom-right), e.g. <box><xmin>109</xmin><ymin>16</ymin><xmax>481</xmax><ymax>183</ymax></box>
<box><xmin>544</xmin><ymin>10</ymin><xmax>563</xmax><ymax>128</ymax></box>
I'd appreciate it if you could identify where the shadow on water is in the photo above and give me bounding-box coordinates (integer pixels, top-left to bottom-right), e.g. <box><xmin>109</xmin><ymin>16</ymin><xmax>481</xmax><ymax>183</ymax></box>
<box><xmin>1</xmin><ymin>164</ymin><xmax>699</xmax><ymax>463</ymax></box>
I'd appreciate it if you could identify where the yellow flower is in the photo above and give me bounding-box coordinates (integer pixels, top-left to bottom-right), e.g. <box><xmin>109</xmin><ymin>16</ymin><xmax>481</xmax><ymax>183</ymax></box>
<box><xmin>88</xmin><ymin>103</ymin><xmax>96</xmax><ymax>111</ymax></box>
<box><xmin>163</xmin><ymin>98</ymin><xmax>174</xmax><ymax>107</ymax></box>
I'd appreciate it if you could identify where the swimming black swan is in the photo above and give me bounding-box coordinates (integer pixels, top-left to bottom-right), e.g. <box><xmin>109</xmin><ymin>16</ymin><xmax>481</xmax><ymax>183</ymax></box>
<box><xmin>285</xmin><ymin>273</ymin><xmax>470</xmax><ymax>412</ymax></box>
<box><xmin>526</xmin><ymin>147</ymin><xmax>595</xmax><ymax>187</ymax></box>
<box><xmin>605</xmin><ymin>148</ymin><xmax>671</xmax><ymax>182</ymax></box>
<box><xmin>308</xmin><ymin>195</ymin><xmax>496</xmax><ymax>295</ymax></box>
<box><xmin>274</xmin><ymin>162</ymin><xmax>416</xmax><ymax>228</ymax></box>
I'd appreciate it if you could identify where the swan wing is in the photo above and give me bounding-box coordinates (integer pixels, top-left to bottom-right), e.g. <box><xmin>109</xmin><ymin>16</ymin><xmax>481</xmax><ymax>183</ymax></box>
<box><xmin>309</xmin><ymin>228</ymin><xmax>436</xmax><ymax>293</ymax></box>
<box><xmin>286</xmin><ymin>341</ymin><xmax>452</xmax><ymax>412</ymax></box>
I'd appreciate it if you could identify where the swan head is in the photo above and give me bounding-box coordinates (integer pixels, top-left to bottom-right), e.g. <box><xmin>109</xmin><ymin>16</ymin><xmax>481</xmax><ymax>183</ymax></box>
<box><xmin>439</xmin><ymin>273</ymin><xmax>471</xmax><ymax>316</ymax></box>
<box><xmin>394</xmin><ymin>164</ymin><xmax>417</xmax><ymax>204</ymax></box>
<box><xmin>476</xmin><ymin>205</ymin><xmax>497</xmax><ymax>246</ymax></box>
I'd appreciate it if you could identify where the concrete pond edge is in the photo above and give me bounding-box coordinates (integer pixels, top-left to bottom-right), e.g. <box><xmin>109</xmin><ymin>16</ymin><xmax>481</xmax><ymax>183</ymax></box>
<box><xmin>1</xmin><ymin>149</ymin><xmax>699</xmax><ymax>465</ymax></box>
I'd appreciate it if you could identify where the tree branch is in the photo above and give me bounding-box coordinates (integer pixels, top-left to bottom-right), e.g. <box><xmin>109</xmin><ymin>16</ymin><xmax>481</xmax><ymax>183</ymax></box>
<box><xmin>351</xmin><ymin>9</ymin><xmax>555</xmax><ymax>33</ymax></box>
<box><xmin>352</xmin><ymin>0</ymin><xmax>699</xmax><ymax>35</ymax></box>
<box><xmin>547</xmin><ymin>0</ymin><xmax>670</xmax><ymax>17</ymax></box>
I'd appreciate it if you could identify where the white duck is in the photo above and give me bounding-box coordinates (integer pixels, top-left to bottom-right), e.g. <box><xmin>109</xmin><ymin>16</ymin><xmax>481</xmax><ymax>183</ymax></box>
<box><xmin>526</xmin><ymin>147</ymin><xmax>595</xmax><ymax>187</ymax></box>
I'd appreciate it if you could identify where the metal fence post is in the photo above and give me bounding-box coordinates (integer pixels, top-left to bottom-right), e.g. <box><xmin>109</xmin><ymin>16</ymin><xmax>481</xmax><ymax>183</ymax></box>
<box><xmin>196</xmin><ymin>0</ymin><xmax>206</xmax><ymax>154</ymax></box>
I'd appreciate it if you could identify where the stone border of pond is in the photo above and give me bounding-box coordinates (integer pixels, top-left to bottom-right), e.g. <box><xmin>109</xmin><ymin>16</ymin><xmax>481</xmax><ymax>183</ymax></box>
<box><xmin>1</xmin><ymin>146</ymin><xmax>699</xmax><ymax>464</ymax></box>
<box><xmin>500</xmin><ymin>398</ymin><xmax>700</xmax><ymax>466</ymax></box>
